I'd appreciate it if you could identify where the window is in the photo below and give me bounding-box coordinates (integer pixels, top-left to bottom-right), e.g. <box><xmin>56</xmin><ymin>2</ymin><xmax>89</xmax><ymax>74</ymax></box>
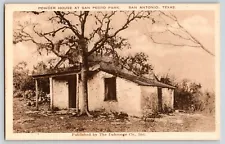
<box><xmin>104</xmin><ymin>77</ymin><xmax>117</xmax><ymax>101</ymax></box>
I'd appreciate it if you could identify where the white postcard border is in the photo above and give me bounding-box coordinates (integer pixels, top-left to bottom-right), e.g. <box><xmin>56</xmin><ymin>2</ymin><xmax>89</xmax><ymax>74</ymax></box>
<box><xmin>5</xmin><ymin>3</ymin><xmax>220</xmax><ymax>140</ymax></box>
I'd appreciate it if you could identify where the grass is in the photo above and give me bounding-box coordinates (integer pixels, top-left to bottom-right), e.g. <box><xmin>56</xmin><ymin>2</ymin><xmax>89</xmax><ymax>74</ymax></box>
<box><xmin>13</xmin><ymin>97</ymin><xmax>215</xmax><ymax>133</ymax></box>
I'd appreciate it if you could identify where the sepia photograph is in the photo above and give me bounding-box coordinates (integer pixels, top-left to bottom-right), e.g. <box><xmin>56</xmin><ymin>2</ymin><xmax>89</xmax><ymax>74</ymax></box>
<box><xmin>5</xmin><ymin>4</ymin><xmax>220</xmax><ymax>140</ymax></box>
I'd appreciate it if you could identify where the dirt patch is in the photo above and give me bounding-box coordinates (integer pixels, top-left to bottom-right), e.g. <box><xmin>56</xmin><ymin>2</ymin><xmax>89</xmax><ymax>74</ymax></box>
<box><xmin>13</xmin><ymin>97</ymin><xmax>215</xmax><ymax>133</ymax></box>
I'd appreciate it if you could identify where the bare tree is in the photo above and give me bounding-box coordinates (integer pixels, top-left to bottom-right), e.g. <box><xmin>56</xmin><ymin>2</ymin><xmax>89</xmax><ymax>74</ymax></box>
<box><xmin>13</xmin><ymin>11</ymin><xmax>153</xmax><ymax>116</ymax></box>
<box><xmin>145</xmin><ymin>11</ymin><xmax>215</xmax><ymax>57</ymax></box>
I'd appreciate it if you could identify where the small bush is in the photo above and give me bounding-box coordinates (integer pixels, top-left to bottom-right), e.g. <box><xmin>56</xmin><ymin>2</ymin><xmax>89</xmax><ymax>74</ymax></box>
<box><xmin>163</xmin><ymin>105</ymin><xmax>173</xmax><ymax>114</ymax></box>
<box><xmin>24</xmin><ymin>90</ymin><xmax>35</xmax><ymax>99</ymax></box>
<box><xmin>14</xmin><ymin>90</ymin><xmax>23</xmax><ymax>98</ymax></box>
<box><xmin>52</xmin><ymin>107</ymin><xmax>60</xmax><ymax>111</ymax></box>
<box><xmin>109</xmin><ymin>111</ymin><xmax>129</xmax><ymax>120</ymax></box>
<box><xmin>117</xmin><ymin>112</ymin><xmax>128</xmax><ymax>119</ymax></box>
<box><xmin>142</xmin><ymin>112</ymin><xmax>161</xmax><ymax>121</ymax></box>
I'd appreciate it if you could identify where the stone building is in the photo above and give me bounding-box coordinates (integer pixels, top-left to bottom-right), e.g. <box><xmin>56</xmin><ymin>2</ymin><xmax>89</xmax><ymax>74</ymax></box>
<box><xmin>32</xmin><ymin>61</ymin><xmax>175</xmax><ymax>117</ymax></box>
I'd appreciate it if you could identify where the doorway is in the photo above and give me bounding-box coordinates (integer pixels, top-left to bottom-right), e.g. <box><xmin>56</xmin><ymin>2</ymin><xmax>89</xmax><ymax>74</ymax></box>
<box><xmin>68</xmin><ymin>75</ymin><xmax>76</xmax><ymax>108</ymax></box>
<box><xmin>157</xmin><ymin>87</ymin><xmax>162</xmax><ymax>112</ymax></box>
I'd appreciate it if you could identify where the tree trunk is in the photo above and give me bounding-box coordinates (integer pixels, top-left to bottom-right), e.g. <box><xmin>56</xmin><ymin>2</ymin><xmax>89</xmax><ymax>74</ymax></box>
<box><xmin>79</xmin><ymin>39</ymin><xmax>92</xmax><ymax>117</ymax></box>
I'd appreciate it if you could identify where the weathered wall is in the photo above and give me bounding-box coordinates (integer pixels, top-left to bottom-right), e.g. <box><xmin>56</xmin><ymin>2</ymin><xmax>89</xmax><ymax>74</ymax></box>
<box><xmin>162</xmin><ymin>88</ymin><xmax>174</xmax><ymax>111</ymax></box>
<box><xmin>52</xmin><ymin>78</ymin><xmax>68</xmax><ymax>109</ymax></box>
<box><xmin>84</xmin><ymin>71</ymin><xmax>106</xmax><ymax>111</ymax></box>
<box><xmin>87</xmin><ymin>71</ymin><xmax>142</xmax><ymax>117</ymax></box>
<box><xmin>51</xmin><ymin>72</ymin><xmax>174</xmax><ymax>116</ymax></box>
<box><xmin>116</xmin><ymin>76</ymin><xmax>142</xmax><ymax>116</ymax></box>
<box><xmin>140</xmin><ymin>86</ymin><xmax>158</xmax><ymax>115</ymax></box>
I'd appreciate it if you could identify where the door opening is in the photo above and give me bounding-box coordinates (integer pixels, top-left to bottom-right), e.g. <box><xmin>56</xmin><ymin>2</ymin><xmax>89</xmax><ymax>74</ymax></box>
<box><xmin>68</xmin><ymin>75</ymin><xmax>76</xmax><ymax>108</ymax></box>
<box><xmin>157</xmin><ymin>87</ymin><xmax>162</xmax><ymax>112</ymax></box>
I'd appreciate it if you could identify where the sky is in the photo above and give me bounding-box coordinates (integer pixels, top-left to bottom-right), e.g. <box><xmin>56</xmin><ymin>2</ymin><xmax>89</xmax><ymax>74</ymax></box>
<box><xmin>13</xmin><ymin>10</ymin><xmax>216</xmax><ymax>91</ymax></box>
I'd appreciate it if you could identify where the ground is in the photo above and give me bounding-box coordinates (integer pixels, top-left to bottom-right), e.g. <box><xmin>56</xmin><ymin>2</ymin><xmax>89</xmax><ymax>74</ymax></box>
<box><xmin>13</xmin><ymin>97</ymin><xmax>215</xmax><ymax>133</ymax></box>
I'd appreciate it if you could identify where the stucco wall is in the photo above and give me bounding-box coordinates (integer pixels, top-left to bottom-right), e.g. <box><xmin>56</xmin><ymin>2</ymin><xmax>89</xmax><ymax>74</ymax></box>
<box><xmin>50</xmin><ymin>71</ymin><xmax>174</xmax><ymax>116</ymax></box>
<box><xmin>140</xmin><ymin>86</ymin><xmax>158</xmax><ymax>115</ymax></box>
<box><xmin>85</xmin><ymin>71</ymin><xmax>107</xmax><ymax>111</ymax></box>
<box><xmin>52</xmin><ymin>78</ymin><xmax>68</xmax><ymax>109</ymax></box>
<box><xmin>162</xmin><ymin>88</ymin><xmax>174</xmax><ymax>111</ymax></box>
<box><xmin>116</xmin><ymin>77</ymin><xmax>142</xmax><ymax>116</ymax></box>
<box><xmin>87</xmin><ymin>71</ymin><xmax>142</xmax><ymax>117</ymax></box>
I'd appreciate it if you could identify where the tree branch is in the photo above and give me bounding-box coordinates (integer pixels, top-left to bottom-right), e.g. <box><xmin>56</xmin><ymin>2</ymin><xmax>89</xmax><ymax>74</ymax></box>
<box><xmin>149</xmin><ymin>34</ymin><xmax>201</xmax><ymax>48</ymax></box>
<box><xmin>54</xmin><ymin>11</ymin><xmax>82</xmax><ymax>39</ymax></box>
<box><xmin>156</xmin><ymin>11</ymin><xmax>215</xmax><ymax>56</ymax></box>
<box><xmin>88</xmin><ymin>11</ymin><xmax>151</xmax><ymax>55</ymax></box>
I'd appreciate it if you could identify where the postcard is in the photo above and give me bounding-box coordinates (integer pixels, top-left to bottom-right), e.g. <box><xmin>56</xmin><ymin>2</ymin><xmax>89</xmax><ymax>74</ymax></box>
<box><xmin>5</xmin><ymin>3</ymin><xmax>220</xmax><ymax>140</ymax></box>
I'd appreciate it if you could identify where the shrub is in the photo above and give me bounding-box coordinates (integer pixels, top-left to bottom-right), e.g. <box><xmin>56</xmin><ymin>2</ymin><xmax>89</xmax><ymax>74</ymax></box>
<box><xmin>163</xmin><ymin>105</ymin><xmax>173</xmax><ymax>114</ymax></box>
<box><xmin>52</xmin><ymin>107</ymin><xmax>60</xmax><ymax>111</ymax></box>
<box><xmin>160</xmin><ymin>75</ymin><xmax>215</xmax><ymax>115</ymax></box>
<box><xmin>13</xmin><ymin>62</ymin><xmax>35</xmax><ymax>92</ymax></box>
<box><xmin>13</xmin><ymin>61</ymin><xmax>50</xmax><ymax>98</ymax></box>
<box><xmin>24</xmin><ymin>90</ymin><xmax>35</xmax><ymax>99</ymax></box>
<box><xmin>14</xmin><ymin>90</ymin><xmax>23</xmax><ymax>98</ymax></box>
<box><xmin>116</xmin><ymin>112</ymin><xmax>128</xmax><ymax>119</ymax></box>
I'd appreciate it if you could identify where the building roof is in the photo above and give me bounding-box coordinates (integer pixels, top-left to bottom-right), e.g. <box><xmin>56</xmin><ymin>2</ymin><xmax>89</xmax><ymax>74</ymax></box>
<box><xmin>98</xmin><ymin>63</ymin><xmax>175</xmax><ymax>89</ymax></box>
<box><xmin>31</xmin><ymin>66</ymin><xmax>81</xmax><ymax>78</ymax></box>
<box><xmin>31</xmin><ymin>62</ymin><xmax>175</xmax><ymax>89</ymax></box>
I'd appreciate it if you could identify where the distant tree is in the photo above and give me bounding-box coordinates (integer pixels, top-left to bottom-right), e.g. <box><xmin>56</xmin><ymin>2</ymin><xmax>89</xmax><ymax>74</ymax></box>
<box><xmin>116</xmin><ymin>52</ymin><xmax>153</xmax><ymax>76</ymax></box>
<box><xmin>13</xmin><ymin>61</ymin><xmax>35</xmax><ymax>92</ymax></box>
<box><xmin>160</xmin><ymin>73</ymin><xmax>214</xmax><ymax>113</ymax></box>
<box><xmin>175</xmin><ymin>80</ymin><xmax>203</xmax><ymax>111</ymax></box>
<box><xmin>32</xmin><ymin>61</ymin><xmax>52</xmax><ymax>94</ymax></box>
